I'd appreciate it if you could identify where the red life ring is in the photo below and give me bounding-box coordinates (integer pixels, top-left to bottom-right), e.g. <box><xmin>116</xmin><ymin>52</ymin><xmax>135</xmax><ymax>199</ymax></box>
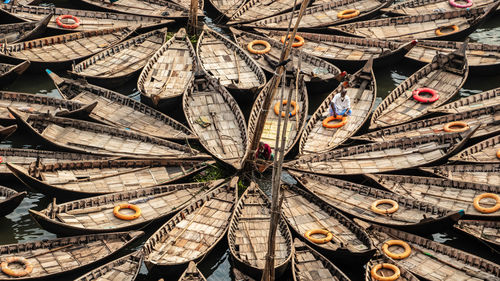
<box><xmin>449</xmin><ymin>0</ymin><xmax>473</xmax><ymax>8</ymax></box>
<box><xmin>412</xmin><ymin>88</ymin><xmax>439</xmax><ymax>103</ymax></box>
<box><xmin>56</xmin><ymin>15</ymin><xmax>81</xmax><ymax>29</ymax></box>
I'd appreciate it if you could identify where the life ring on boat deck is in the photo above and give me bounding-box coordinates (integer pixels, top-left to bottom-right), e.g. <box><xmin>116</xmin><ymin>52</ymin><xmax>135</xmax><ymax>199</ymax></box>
<box><xmin>1</xmin><ymin>257</ymin><xmax>33</xmax><ymax>277</ymax></box>
<box><xmin>304</xmin><ymin>229</ymin><xmax>333</xmax><ymax>244</ymax></box>
<box><xmin>382</xmin><ymin>240</ymin><xmax>411</xmax><ymax>260</ymax></box>
<box><xmin>443</xmin><ymin>121</ymin><xmax>469</xmax><ymax>133</ymax></box>
<box><xmin>274</xmin><ymin>100</ymin><xmax>298</xmax><ymax>117</ymax></box>
<box><xmin>370</xmin><ymin>263</ymin><xmax>401</xmax><ymax>281</ymax></box>
<box><xmin>473</xmin><ymin>193</ymin><xmax>500</xmax><ymax>214</ymax></box>
<box><xmin>449</xmin><ymin>0</ymin><xmax>473</xmax><ymax>8</ymax></box>
<box><xmin>247</xmin><ymin>40</ymin><xmax>271</xmax><ymax>55</ymax></box>
<box><xmin>412</xmin><ymin>88</ymin><xmax>439</xmax><ymax>103</ymax></box>
<box><xmin>56</xmin><ymin>15</ymin><xmax>81</xmax><ymax>29</ymax></box>
<box><xmin>497</xmin><ymin>149</ymin><xmax>500</xmax><ymax>159</ymax></box>
<box><xmin>337</xmin><ymin>9</ymin><xmax>360</xmax><ymax>19</ymax></box>
<box><xmin>371</xmin><ymin>199</ymin><xmax>399</xmax><ymax>214</ymax></box>
<box><xmin>280</xmin><ymin>35</ymin><xmax>305</xmax><ymax>48</ymax></box>
<box><xmin>322</xmin><ymin>115</ymin><xmax>347</xmax><ymax>129</ymax></box>
<box><xmin>113</xmin><ymin>203</ymin><xmax>141</xmax><ymax>220</ymax></box>
<box><xmin>435</xmin><ymin>25</ymin><xmax>459</xmax><ymax>36</ymax></box>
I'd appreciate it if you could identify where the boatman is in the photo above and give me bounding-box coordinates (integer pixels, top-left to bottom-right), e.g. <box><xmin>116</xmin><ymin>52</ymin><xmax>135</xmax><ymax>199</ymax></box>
<box><xmin>329</xmin><ymin>81</ymin><xmax>352</xmax><ymax>118</ymax></box>
<box><xmin>256</xmin><ymin>141</ymin><xmax>273</xmax><ymax>161</ymax></box>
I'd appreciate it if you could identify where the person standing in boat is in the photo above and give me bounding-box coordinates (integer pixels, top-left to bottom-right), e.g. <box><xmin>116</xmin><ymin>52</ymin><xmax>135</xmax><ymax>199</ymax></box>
<box><xmin>329</xmin><ymin>81</ymin><xmax>352</xmax><ymax>118</ymax></box>
<box><xmin>256</xmin><ymin>141</ymin><xmax>273</xmax><ymax>161</ymax></box>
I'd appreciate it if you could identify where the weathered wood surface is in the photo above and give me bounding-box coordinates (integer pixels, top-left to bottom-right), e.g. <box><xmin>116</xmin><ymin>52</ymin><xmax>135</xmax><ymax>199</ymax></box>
<box><xmin>450</xmin><ymin>134</ymin><xmax>500</xmax><ymax>163</ymax></box>
<box><xmin>228</xmin><ymin>0</ymin><xmax>304</xmax><ymax>24</ymax></box>
<box><xmin>290</xmin><ymin>171</ymin><xmax>464</xmax><ymax>233</ymax></box>
<box><xmin>362</xmin><ymin>222</ymin><xmax>500</xmax><ymax>280</ymax></box>
<box><xmin>420</xmin><ymin>163</ymin><xmax>500</xmax><ymax>186</ymax></box>
<box><xmin>430</xmin><ymin>87</ymin><xmax>500</xmax><ymax>114</ymax></box>
<box><xmin>30</xmin><ymin>180</ymin><xmax>220</xmax><ymax>234</ymax></box>
<box><xmin>454</xmin><ymin>220</ymin><xmax>500</xmax><ymax>249</ymax></box>
<box><xmin>287</xmin><ymin>130</ymin><xmax>474</xmax><ymax>175</ymax></box>
<box><xmin>74</xmin><ymin>250</ymin><xmax>143</xmax><ymax>281</ymax></box>
<box><xmin>292</xmin><ymin>239</ymin><xmax>351</xmax><ymax>281</ymax></box>
<box><xmin>179</xmin><ymin>261</ymin><xmax>207</xmax><ymax>281</ymax></box>
<box><xmin>370</xmin><ymin>42</ymin><xmax>468</xmax><ymax>130</ymax></box>
<box><xmin>382</xmin><ymin>0</ymin><xmax>496</xmax><ymax>15</ymax></box>
<box><xmin>0</xmin><ymin>231</ymin><xmax>143</xmax><ymax>281</ymax></box>
<box><xmin>183</xmin><ymin>74</ymin><xmax>247</xmax><ymax>170</ymax></box>
<box><xmin>49</xmin><ymin>73</ymin><xmax>196</xmax><ymax>141</ymax></box>
<box><xmin>0</xmin><ymin>3</ymin><xmax>172</xmax><ymax>32</ymax></box>
<box><xmin>233</xmin><ymin>267</ymin><xmax>256</xmax><ymax>281</ymax></box>
<box><xmin>0</xmin><ymin>13</ymin><xmax>51</xmax><ymax>43</ymax></box>
<box><xmin>231</xmin><ymin>28</ymin><xmax>341</xmax><ymax>83</ymax></box>
<box><xmin>300</xmin><ymin>59</ymin><xmax>375</xmax><ymax>155</ymax></box>
<box><xmin>227</xmin><ymin>183</ymin><xmax>292</xmax><ymax>279</ymax></box>
<box><xmin>197</xmin><ymin>25</ymin><xmax>266</xmax><ymax>94</ymax></box>
<box><xmin>367</xmin><ymin>174</ymin><xmax>500</xmax><ymax>219</ymax></box>
<box><xmin>0</xmin><ymin>61</ymin><xmax>30</xmax><ymax>86</ymax></box>
<box><xmin>209</xmin><ymin>0</ymin><xmax>246</xmax><ymax>19</ymax></box>
<box><xmin>0</xmin><ymin>185</ymin><xmax>26</xmax><ymax>217</ymax></box>
<box><xmin>143</xmin><ymin>178</ymin><xmax>237</xmax><ymax>271</ymax></box>
<box><xmin>365</xmin><ymin>255</ymin><xmax>420</xmax><ymax>281</ymax></box>
<box><xmin>0</xmin><ymin>125</ymin><xmax>17</xmax><ymax>141</ymax></box>
<box><xmin>77</xmin><ymin>0</ymin><xmax>190</xmax><ymax>18</ymax></box>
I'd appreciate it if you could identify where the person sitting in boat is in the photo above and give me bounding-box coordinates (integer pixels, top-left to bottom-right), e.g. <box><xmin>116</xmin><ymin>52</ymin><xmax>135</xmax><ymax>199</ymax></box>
<box><xmin>256</xmin><ymin>142</ymin><xmax>273</xmax><ymax>161</ymax></box>
<box><xmin>329</xmin><ymin>81</ymin><xmax>352</xmax><ymax>118</ymax></box>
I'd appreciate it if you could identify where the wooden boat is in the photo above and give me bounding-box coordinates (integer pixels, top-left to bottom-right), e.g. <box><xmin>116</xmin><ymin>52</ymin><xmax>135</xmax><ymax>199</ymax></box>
<box><xmin>290</xmin><ymin>170</ymin><xmax>465</xmax><ymax>234</ymax></box>
<box><xmin>292</xmin><ymin>238</ymin><xmax>352</xmax><ymax>281</ymax></box>
<box><xmin>247</xmin><ymin>71</ymin><xmax>308</xmax><ymax>159</ymax></box>
<box><xmin>183</xmin><ymin>73</ymin><xmax>247</xmax><ymax>170</ymax></box>
<box><xmin>450</xmin><ymin>134</ymin><xmax>500</xmax><ymax>163</ymax></box>
<box><xmin>70</xmin><ymin>28</ymin><xmax>168</xmax><ymax>88</ymax></box>
<box><xmin>382</xmin><ymin>0</ymin><xmax>497</xmax><ymax>16</ymax></box>
<box><xmin>230</xmin><ymin>28</ymin><xmax>341</xmax><ymax>84</ymax></box>
<box><xmin>454</xmin><ymin>220</ymin><xmax>500</xmax><ymax>250</ymax></box>
<box><xmin>227</xmin><ymin>0</ymin><xmax>304</xmax><ymax>24</ymax></box>
<box><xmin>257</xmin><ymin>29</ymin><xmax>417</xmax><ymax>69</ymax></box>
<box><xmin>359</xmin><ymin>221</ymin><xmax>500</xmax><ymax>280</ymax></box>
<box><xmin>197</xmin><ymin>25</ymin><xmax>266</xmax><ymax>95</ymax></box>
<box><xmin>29</xmin><ymin>179</ymin><xmax>220</xmax><ymax>235</ymax></box>
<box><xmin>0</xmin><ymin>231</ymin><xmax>143</xmax><ymax>281</ymax></box>
<box><xmin>74</xmin><ymin>250</ymin><xmax>143</xmax><ymax>281</ymax></box>
<box><xmin>143</xmin><ymin>178</ymin><xmax>237</xmax><ymax>273</ymax></box>
<box><xmin>0</xmin><ymin>27</ymin><xmax>135</xmax><ymax>70</ymax></box>
<box><xmin>286</xmin><ymin>129</ymin><xmax>475</xmax><ymax>175</ymax></box>
<box><xmin>0</xmin><ymin>125</ymin><xmax>17</xmax><ymax>141</ymax></box>
<box><xmin>365</xmin><ymin>255</ymin><xmax>420</xmax><ymax>281</ymax></box>
<box><xmin>233</xmin><ymin>267</ymin><xmax>256</xmax><ymax>281</ymax></box>
<box><xmin>0</xmin><ymin>3</ymin><xmax>172</xmax><ymax>32</ymax></box>
<box><xmin>178</xmin><ymin>261</ymin><xmax>207</xmax><ymax>281</ymax></box>
<box><xmin>420</xmin><ymin>163</ymin><xmax>500</xmax><ymax>186</ymax></box>
<box><xmin>8</xmin><ymin>158</ymin><xmax>212</xmax><ymax>199</ymax></box>
<box><xmin>404</xmin><ymin>40</ymin><xmax>500</xmax><ymax>74</ymax></box>
<box><xmin>366</xmin><ymin>174</ymin><xmax>500</xmax><ymax>219</ymax></box>
<box><xmin>47</xmin><ymin>71</ymin><xmax>196</xmax><ymax>141</ymax></box>
<box><xmin>209</xmin><ymin>0</ymin><xmax>245</xmax><ymax>19</ymax></box>
<box><xmin>299</xmin><ymin>59</ymin><xmax>376</xmax><ymax>155</ymax></box>
<box><xmin>0</xmin><ymin>185</ymin><xmax>26</xmax><ymax>217</ymax></box>
<box><xmin>173</xmin><ymin>0</ymin><xmax>205</xmax><ymax>12</ymax></box>
<box><xmin>0</xmin><ymin>13</ymin><xmax>51</xmax><ymax>43</ymax></box>
<box><xmin>356</xmin><ymin>104</ymin><xmax>500</xmax><ymax>142</ymax></box>
<box><xmin>227</xmin><ymin>183</ymin><xmax>293</xmax><ymax>279</ymax></box>
<box><xmin>430</xmin><ymin>86</ymin><xmax>500</xmax><ymax>114</ymax></box>
<box><xmin>76</xmin><ymin>0</ymin><xmax>190</xmax><ymax>18</ymax></box>
<box><xmin>370</xmin><ymin>41</ymin><xmax>468</xmax><ymax>130</ymax></box>
<box><xmin>241</xmin><ymin>0</ymin><xmax>393</xmax><ymax>30</ymax></box>
<box><xmin>282</xmin><ymin>184</ymin><xmax>375</xmax><ymax>263</ymax></box>
<box><xmin>9</xmin><ymin>108</ymin><xmax>202</xmax><ymax>158</ymax></box>
<box><xmin>330</xmin><ymin>4</ymin><xmax>500</xmax><ymax>41</ymax></box>
<box><xmin>0</xmin><ymin>61</ymin><xmax>30</xmax><ymax>86</ymax></box>
<box><xmin>138</xmin><ymin>28</ymin><xmax>196</xmax><ymax>110</ymax></box>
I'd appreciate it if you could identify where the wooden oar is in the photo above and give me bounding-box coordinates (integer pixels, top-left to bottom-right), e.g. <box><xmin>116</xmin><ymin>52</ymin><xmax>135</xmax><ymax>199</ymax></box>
<box><xmin>50</xmin><ymin>166</ymin><xmax>152</xmax><ymax>185</ymax></box>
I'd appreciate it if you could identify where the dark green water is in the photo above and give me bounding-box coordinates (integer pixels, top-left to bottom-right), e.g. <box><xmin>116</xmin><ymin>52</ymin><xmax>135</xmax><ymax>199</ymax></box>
<box><xmin>0</xmin><ymin>4</ymin><xmax>499</xmax><ymax>281</ymax></box>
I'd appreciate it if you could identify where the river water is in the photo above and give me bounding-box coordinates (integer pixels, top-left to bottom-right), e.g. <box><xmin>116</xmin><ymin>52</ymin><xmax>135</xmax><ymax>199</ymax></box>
<box><xmin>0</xmin><ymin>3</ymin><xmax>499</xmax><ymax>281</ymax></box>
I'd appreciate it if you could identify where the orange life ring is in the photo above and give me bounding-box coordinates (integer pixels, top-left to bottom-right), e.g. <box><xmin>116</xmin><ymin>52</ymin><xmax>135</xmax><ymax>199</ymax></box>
<box><xmin>280</xmin><ymin>35</ymin><xmax>305</xmax><ymax>48</ymax></box>
<box><xmin>247</xmin><ymin>40</ymin><xmax>271</xmax><ymax>55</ymax></box>
<box><xmin>1</xmin><ymin>257</ymin><xmax>33</xmax><ymax>277</ymax></box>
<box><xmin>304</xmin><ymin>229</ymin><xmax>333</xmax><ymax>244</ymax></box>
<box><xmin>371</xmin><ymin>263</ymin><xmax>401</xmax><ymax>281</ymax></box>
<box><xmin>473</xmin><ymin>193</ymin><xmax>500</xmax><ymax>214</ymax></box>
<box><xmin>435</xmin><ymin>25</ymin><xmax>459</xmax><ymax>36</ymax></box>
<box><xmin>443</xmin><ymin>121</ymin><xmax>469</xmax><ymax>133</ymax></box>
<box><xmin>497</xmin><ymin>148</ymin><xmax>500</xmax><ymax>159</ymax></box>
<box><xmin>412</xmin><ymin>88</ymin><xmax>439</xmax><ymax>103</ymax></box>
<box><xmin>113</xmin><ymin>203</ymin><xmax>141</xmax><ymax>220</ymax></box>
<box><xmin>337</xmin><ymin>9</ymin><xmax>360</xmax><ymax>19</ymax></box>
<box><xmin>382</xmin><ymin>240</ymin><xmax>411</xmax><ymax>260</ymax></box>
<box><xmin>322</xmin><ymin>115</ymin><xmax>347</xmax><ymax>129</ymax></box>
<box><xmin>56</xmin><ymin>15</ymin><xmax>81</xmax><ymax>29</ymax></box>
<box><xmin>371</xmin><ymin>199</ymin><xmax>399</xmax><ymax>214</ymax></box>
<box><xmin>274</xmin><ymin>100</ymin><xmax>297</xmax><ymax>117</ymax></box>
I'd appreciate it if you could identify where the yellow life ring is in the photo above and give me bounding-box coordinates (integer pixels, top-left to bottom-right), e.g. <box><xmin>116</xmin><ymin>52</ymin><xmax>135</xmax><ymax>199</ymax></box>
<box><xmin>443</xmin><ymin>121</ymin><xmax>469</xmax><ymax>133</ymax></box>
<box><xmin>1</xmin><ymin>257</ymin><xmax>33</xmax><ymax>277</ymax></box>
<box><xmin>435</xmin><ymin>25</ymin><xmax>459</xmax><ymax>36</ymax></box>
<box><xmin>322</xmin><ymin>115</ymin><xmax>347</xmax><ymax>129</ymax></box>
<box><xmin>337</xmin><ymin>9</ymin><xmax>360</xmax><ymax>19</ymax></box>
<box><xmin>382</xmin><ymin>240</ymin><xmax>411</xmax><ymax>260</ymax></box>
<box><xmin>370</xmin><ymin>263</ymin><xmax>401</xmax><ymax>281</ymax></box>
<box><xmin>304</xmin><ymin>229</ymin><xmax>333</xmax><ymax>244</ymax></box>
<box><xmin>274</xmin><ymin>100</ymin><xmax>298</xmax><ymax>117</ymax></box>
<box><xmin>473</xmin><ymin>193</ymin><xmax>500</xmax><ymax>214</ymax></box>
<box><xmin>247</xmin><ymin>40</ymin><xmax>271</xmax><ymax>55</ymax></box>
<box><xmin>280</xmin><ymin>34</ymin><xmax>305</xmax><ymax>48</ymax></box>
<box><xmin>113</xmin><ymin>203</ymin><xmax>141</xmax><ymax>220</ymax></box>
<box><xmin>371</xmin><ymin>199</ymin><xmax>399</xmax><ymax>214</ymax></box>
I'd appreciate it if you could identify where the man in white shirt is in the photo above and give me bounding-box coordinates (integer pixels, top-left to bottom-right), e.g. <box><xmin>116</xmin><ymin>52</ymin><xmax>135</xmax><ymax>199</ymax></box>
<box><xmin>329</xmin><ymin>81</ymin><xmax>351</xmax><ymax>117</ymax></box>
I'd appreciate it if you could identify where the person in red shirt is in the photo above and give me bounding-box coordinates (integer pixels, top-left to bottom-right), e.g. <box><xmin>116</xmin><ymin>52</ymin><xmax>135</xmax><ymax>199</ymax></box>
<box><xmin>256</xmin><ymin>142</ymin><xmax>273</xmax><ymax>161</ymax></box>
